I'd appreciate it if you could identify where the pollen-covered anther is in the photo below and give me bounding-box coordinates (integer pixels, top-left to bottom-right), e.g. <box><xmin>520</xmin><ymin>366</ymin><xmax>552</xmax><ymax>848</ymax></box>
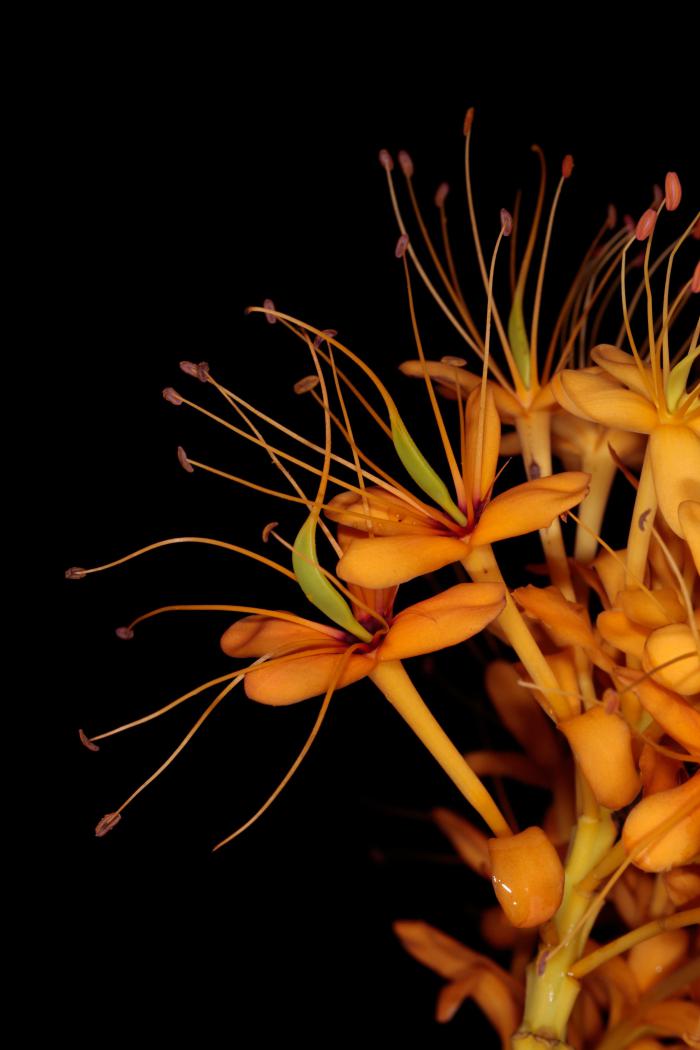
<box><xmin>395</xmin><ymin>233</ymin><xmax>409</xmax><ymax>259</ymax></box>
<box><xmin>65</xmin><ymin>566</ymin><xmax>87</xmax><ymax>580</ymax></box>
<box><xmin>294</xmin><ymin>375</ymin><xmax>320</xmax><ymax>395</ymax></box>
<box><xmin>664</xmin><ymin>172</ymin><xmax>682</xmax><ymax>211</ymax></box>
<box><xmin>463</xmin><ymin>107</ymin><xmax>474</xmax><ymax>134</ymax></box>
<box><xmin>115</xmin><ymin>626</ymin><xmax>134</xmax><ymax>640</ymax></box>
<box><xmin>313</xmin><ymin>329</ymin><xmax>337</xmax><ymax>349</ymax></box>
<box><xmin>95</xmin><ymin>812</ymin><xmax>122</xmax><ymax>837</ymax></box>
<box><xmin>636</xmin><ymin>209</ymin><xmax>658</xmax><ymax>241</ymax></box>
<box><xmin>78</xmin><ymin>729</ymin><xmax>99</xmax><ymax>752</ymax></box>
<box><xmin>440</xmin><ymin>356</ymin><xmax>467</xmax><ymax>368</ymax></box>
<box><xmin>562</xmin><ymin>154</ymin><xmax>574</xmax><ymax>179</ymax></box>
<box><xmin>378</xmin><ymin>149</ymin><xmax>394</xmax><ymax>172</ymax></box>
<box><xmin>261</xmin><ymin>522</ymin><xmax>279</xmax><ymax>544</ymax></box>
<box><xmin>500</xmin><ymin>209</ymin><xmax>513</xmax><ymax>237</ymax></box>
<box><xmin>177</xmin><ymin>446</ymin><xmax>194</xmax><ymax>473</ymax></box>
<box><xmin>434</xmin><ymin>182</ymin><xmax>449</xmax><ymax>208</ymax></box>
<box><xmin>162</xmin><ymin>387</ymin><xmax>183</xmax><ymax>406</ymax></box>
<box><xmin>179</xmin><ymin>360</ymin><xmax>210</xmax><ymax>382</ymax></box>
<box><xmin>398</xmin><ymin>150</ymin><xmax>414</xmax><ymax>177</ymax></box>
<box><xmin>263</xmin><ymin>298</ymin><xmax>277</xmax><ymax>323</ymax></box>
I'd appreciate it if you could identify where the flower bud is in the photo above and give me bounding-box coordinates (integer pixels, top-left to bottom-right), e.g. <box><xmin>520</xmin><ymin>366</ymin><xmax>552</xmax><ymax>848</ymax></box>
<box><xmin>487</xmin><ymin>826</ymin><xmax>564</xmax><ymax>928</ymax></box>
<box><xmin>623</xmin><ymin>773</ymin><xmax>700</xmax><ymax>871</ymax></box>
<box><xmin>560</xmin><ymin>706</ymin><xmax>641</xmax><ymax>809</ymax></box>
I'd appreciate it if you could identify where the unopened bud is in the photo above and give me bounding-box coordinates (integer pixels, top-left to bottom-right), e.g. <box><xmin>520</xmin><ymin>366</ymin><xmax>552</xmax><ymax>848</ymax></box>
<box><xmin>488</xmin><ymin>827</ymin><xmax>564</xmax><ymax>928</ymax></box>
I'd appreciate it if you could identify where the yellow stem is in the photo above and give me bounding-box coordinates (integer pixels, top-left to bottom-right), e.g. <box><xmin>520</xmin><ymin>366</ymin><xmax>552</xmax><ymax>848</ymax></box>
<box><xmin>369</xmin><ymin>659</ymin><xmax>511</xmax><ymax>837</ymax></box>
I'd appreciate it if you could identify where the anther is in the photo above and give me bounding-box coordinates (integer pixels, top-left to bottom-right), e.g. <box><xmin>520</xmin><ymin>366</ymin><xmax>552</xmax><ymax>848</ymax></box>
<box><xmin>163</xmin><ymin>387</ymin><xmax>183</xmax><ymax>406</ymax></box>
<box><xmin>623</xmin><ymin>214</ymin><xmax>635</xmax><ymax>234</ymax></box>
<box><xmin>180</xmin><ymin>360</ymin><xmax>210</xmax><ymax>382</ymax></box>
<box><xmin>395</xmin><ymin>233</ymin><xmax>409</xmax><ymax>259</ymax></box>
<box><xmin>313</xmin><ymin>329</ymin><xmax>337</xmax><ymax>348</ymax></box>
<box><xmin>500</xmin><ymin>209</ymin><xmax>513</xmax><ymax>237</ymax></box>
<box><xmin>665</xmin><ymin>172</ymin><xmax>681</xmax><ymax>211</ymax></box>
<box><xmin>607</xmin><ymin>204</ymin><xmax>617</xmax><ymax>229</ymax></box>
<box><xmin>440</xmin><ymin>355</ymin><xmax>467</xmax><ymax>367</ymax></box>
<box><xmin>115</xmin><ymin>626</ymin><xmax>134</xmax><ymax>640</ymax></box>
<box><xmin>177</xmin><ymin>446</ymin><xmax>194</xmax><ymax>473</ymax></box>
<box><xmin>398</xmin><ymin>150</ymin><xmax>414</xmax><ymax>177</ymax></box>
<box><xmin>434</xmin><ymin>183</ymin><xmax>449</xmax><ymax>208</ymax></box>
<box><xmin>378</xmin><ymin>149</ymin><xmax>394</xmax><ymax>172</ymax></box>
<box><xmin>562</xmin><ymin>154</ymin><xmax>574</xmax><ymax>179</ymax></box>
<box><xmin>65</xmin><ymin>566</ymin><xmax>87</xmax><ymax>580</ymax></box>
<box><xmin>263</xmin><ymin>298</ymin><xmax>277</xmax><ymax>324</ymax></box>
<box><xmin>652</xmin><ymin>184</ymin><xmax>663</xmax><ymax>206</ymax></box>
<box><xmin>635</xmin><ymin>209</ymin><xmax>657</xmax><ymax>241</ymax></box>
<box><xmin>294</xmin><ymin>375</ymin><xmax>320</xmax><ymax>395</ymax></box>
<box><xmin>78</xmin><ymin>729</ymin><xmax>100</xmax><ymax>752</ymax></box>
<box><xmin>95</xmin><ymin>812</ymin><xmax>122</xmax><ymax>837</ymax></box>
<box><xmin>463</xmin><ymin>107</ymin><xmax>475</xmax><ymax>134</ymax></box>
<box><xmin>262</xmin><ymin>521</ymin><xmax>279</xmax><ymax>543</ymax></box>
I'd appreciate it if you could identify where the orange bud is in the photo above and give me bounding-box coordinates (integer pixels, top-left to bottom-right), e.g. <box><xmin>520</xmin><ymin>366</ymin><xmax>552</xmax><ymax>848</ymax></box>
<box><xmin>643</xmin><ymin>622</ymin><xmax>700</xmax><ymax>696</ymax></box>
<box><xmin>628</xmin><ymin>929</ymin><xmax>690</xmax><ymax>993</ymax></box>
<box><xmin>623</xmin><ymin>773</ymin><xmax>700</xmax><ymax>871</ymax></box>
<box><xmin>616</xmin><ymin>667</ymin><xmax>700</xmax><ymax>756</ymax></box>
<box><xmin>487</xmin><ymin>827</ymin><xmax>564</xmax><ymax>928</ymax></box>
<box><xmin>560</xmin><ymin>706</ymin><xmax>641</xmax><ymax>809</ymax></box>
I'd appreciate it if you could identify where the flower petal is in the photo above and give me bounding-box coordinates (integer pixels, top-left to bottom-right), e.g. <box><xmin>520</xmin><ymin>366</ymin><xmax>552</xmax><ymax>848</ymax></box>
<box><xmin>244</xmin><ymin>649</ymin><xmax>375</xmax><ymax>705</ymax></box>
<box><xmin>559</xmin><ymin>707</ymin><xmax>641</xmax><ymax>809</ymax></box>
<box><xmin>553</xmin><ymin>368</ymin><xmax>658</xmax><ymax>433</ymax></box>
<box><xmin>473</xmin><ymin>472</ymin><xmax>590</xmax><ymax>546</ymax></box>
<box><xmin>643</xmin><ymin>622</ymin><xmax>700</xmax><ymax>696</ymax></box>
<box><xmin>337</xmin><ymin>534</ymin><xmax>468</xmax><ymax>588</ymax></box>
<box><xmin>325</xmin><ymin>486</ymin><xmax>436</xmax><ymax>536</ymax></box>
<box><xmin>616</xmin><ymin>667</ymin><xmax>700</xmax><ymax>755</ymax></box>
<box><xmin>433</xmin><ymin>807</ymin><xmax>491</xmax><ymax>877</ymax></box>
<box><xmin>379</xmin><ymin>582</ymin><xmax>505</xmax><ymax>661</ymax></box>
<box><xmin>221</xmin><ymin>614</ymin><xmax>342</xmax><ymax>658</ymax></box>
<box><xmin>591</xmin><ymin>344</ymin><xmax>654</xmax><ymax>399</ymax></box>
<box><xmin>463</xmin><ymin>386</ymin><xmax>501</xmax><ymax>509</ymax></box>
<box><xmin>678</xmin><ymin>500</ymin><xmax>700</xmax><ymax>573</ymax></box>
<box><xmin>399</xmin><ymin>360</ymin><xmax>523</xmax><ymax>421</ymax></box>
<box><xmin>623</xmin><ymin>772</ymin><xmax>700</xmax><ymax>872</ymax></box>
<box><xmin>649</xmin><ymin>425</ymin><xmax>700</xmax><ymax>536</ymax></box>
<box><xmin>393</xmin><ymin>920</ymin><xmax>481</xmax><ymax>979</ymax></box>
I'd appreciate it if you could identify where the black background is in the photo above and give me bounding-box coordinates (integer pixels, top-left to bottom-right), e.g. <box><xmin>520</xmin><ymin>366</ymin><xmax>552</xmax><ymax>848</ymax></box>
<box><xmin>50</xmin><ymin>17</ymin><xmax>695</xmax><ymax>1045</ymax></box>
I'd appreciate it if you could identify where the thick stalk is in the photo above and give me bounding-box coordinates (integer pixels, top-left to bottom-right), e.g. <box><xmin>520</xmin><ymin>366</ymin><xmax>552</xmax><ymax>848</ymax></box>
<box><xmin>462</xmin><ymin>546</ymin><xmax>570</xmax><ymax>722</ymax></box>
<box><xmin>573</xmin><ymin>450</ymin><xmax>617</xmax><ymax>566</ymax></box>
<box><xmin>625</xmin><ymin>447</ymin><xmax>657</xmax><ymax>587</ymax></box>
<box><xmin>513</xmin><ymin>810</ymin><xmax>617</xmax><ymax>1050</ymax></box>
<box><xmin>369</xmin><ymin>659</ymin><xmax>511</xmax><ymax>837</ymax></box>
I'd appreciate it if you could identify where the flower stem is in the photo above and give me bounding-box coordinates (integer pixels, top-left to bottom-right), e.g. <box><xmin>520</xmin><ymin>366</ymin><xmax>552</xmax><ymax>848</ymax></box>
<box><xmin>369</xmin><ymin>659</ymin><xmax>511</xmax><ymax>837</ymax></box>
<box><xmin>626</xmin><ymin>447</ymin><xmax>657</xmax><ymax>587</ymax></box>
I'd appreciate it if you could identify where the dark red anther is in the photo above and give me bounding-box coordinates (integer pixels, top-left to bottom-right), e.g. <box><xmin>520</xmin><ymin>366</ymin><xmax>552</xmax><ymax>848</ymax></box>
<box><xmin>395</xmin><ymin>233</ymin><xmax>409</xmax><ymax>258</ymax></box>
<box><xmin>500</xmin><ymin>209</ymin><xmax>513</xmax><ymax>237</ymax></box>
<box><xmin>636</xmin><ymin>209</ymin><xmax>657</xmax><ymax>241</ymax></box>
<box><xmin>79</xmin><ymin>729</ymin><xmax>100</xmax><ymax>752</ymax></box>
<box><xmin>398</xmin><ymin>150</ymin><xmax>414</xmax><ymax>177</ymax></box>
<box><xmin>434</xmin><ymin>182</ymin><xmax>449</xmax><ymax>208</ymax></box>
<box><xmin>180</xmin><ymin>361</ymin><xmax>210</xmax><ymax>382</ymax></box>
<box><xmin>263</xmin><ymin>298</ymin><xmax>277</xmax><ymax>324</ymax></box>
<box><xmin>163</xmin><ymin>387</ymin><xmax>183</xmax><ymax>406</ymax></box>
<box><xmin>294</xmin><ymin>375</ymin><xmax>320</xmax><ymax>395</ymax></box>
<box><xmin>562</xmin><ymin>154</ymin><xmax>574</xmax><ymax>179</ymax></box>
<box><xmin>115</xmin><ymin>626</ymin><xmax>134</xmax><ymax>640</ymax></box>
<box><xmin>65</xmin><ymin>566</ymin><xmax>87</xmax><ymax>580</ymax></box>
<box><xmin>606</xmin><ymin>203</ymin><xmax>617</xmax><ymax>229</ymax></box>
<box><xmin>95</xmin><ymin>812</ymin><xmax>122</xmax><ymax>837</ymax></box>
<box><xmin>463</xmin><ymin>107</ymin><xmax>475</xmax><ymax>134</ymax></box>
<box><xmin>378</xmin><ymin>149</ymin><xmax>394</xmax><ymax>172</ymax></box>
<box><xmin>665</xmin><ymin>172</ymin><xmax>682</xmax><ymax>211</ymax></box>
<box><xmin>313</xmin><ymin>329</ymin><xmax>337</xmax><ymax>348</ymax></box>
<box><xmin>177</xmin><ymin>446</ymin><xmax>194</xmax><ymax>473</ymax></box>
<box><xmin>262</xmin><ymin>522</ymin><xmax>279</xmax><ymax>543</ymax></box>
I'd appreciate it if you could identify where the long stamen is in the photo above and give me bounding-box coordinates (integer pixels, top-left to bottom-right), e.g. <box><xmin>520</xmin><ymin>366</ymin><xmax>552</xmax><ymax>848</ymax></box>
<box><xmin>323</xmin><ymin>339</ymin><xmax>374</xmax><ymax>536</ymax></box>
<box><xmin>619</xmin><ymin>231</ymin><xmax>657</xmax><ymax>399</ymax></box>
<box><xmin>212</xmin><ymin>644</ymin><xmax>361</xmax><ymax>850</ymax></box>
<box><xmin>399</xmin><ymin>234</ymin><xmax>467</xmax><ymax>510</ymax></box>
<box><xmin>529</xmin><ymin>155</ymin><xmax>573</xmax><ymax>385</ymax></box>
<box><xmin>508</xmin><ymin>147</ymin><xmax>547</xmax><ymax>388</ymax></box>
<box><xmin>95</xmin><ymin>672</ymin><xmax>243</xmax><ymax>835</ymax></box>
<box><xmin>120</xmin><ymin>604</ymin><xmax>345</xmax><ymax>639</ymax></box>
<box><xmin>637</xmin><ymin>204</ymin><xmax>665</xmax><ymax>408</ymax></box>
<box><xmin>66</xmin><ymin>536</ymin><xmax>296</xmax><ymax>583</ymax></box>
<box><xmin>435</xmin><ymin>183</ymin><xmax>474</xmax><ymax>320</ymax></box>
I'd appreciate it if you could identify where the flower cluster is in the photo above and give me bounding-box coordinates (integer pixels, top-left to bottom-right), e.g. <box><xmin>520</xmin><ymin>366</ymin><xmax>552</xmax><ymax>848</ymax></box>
<box><xmin>68</xmin><ymin>111</ymin><xmax>699</xmax><ymax>1048</ymax></box>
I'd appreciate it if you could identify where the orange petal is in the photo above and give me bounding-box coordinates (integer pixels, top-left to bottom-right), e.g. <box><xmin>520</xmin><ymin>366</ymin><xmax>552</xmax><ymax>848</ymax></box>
<box><xmin>620</xmin><ymin>586</ymin><xmax>686</xmax><ymax>629</ymax></box>
<box><xmin>484</xmin><ymin>661</ymin><xmax>560</xmax><ymax>769</ymax></box>
<box><xmin>433</xmin><ymin>808</ymin><xmax>491</xmax><ymax>877</ymax></box>
<box><xmin>591</xmin><ymin>344</ymin><xmax>654</xmax><ymax>399</ymax></box>
<box><xmin>637</xmin><ymin>1000</ymin><xmax>700</xmax><ymax>1042</ymax></box>
<box><xmin>643</xmin><ymin>622</ymin><xmax>700</xmax><ymax>696</ymax></box>
<box><xmin>628</xmin><ymin>929</ymin><xmax>690</xmax><ymax>993</ymax></box>
<box><xmin>559</xmin><ymin>706</ymin><xmax>641</xmax><ymax>809</ymax></box>
<box><xmin>679</xmin><ymin>500</ymin><xmax>700</xmax><ymax>573</ymax></box>
<box><xmin>597</xmin><ymin>609</ymin><xmax>650</xmax><ymax>660</ymax></box>
<box><xmin>392</xmin><ymin>920</ymin><xmax>481</xmax><ymax>979</ymax></box>
<box><xmin>379</xmin><ymin>582</ymin><xmax>505</xmax><ymax>661</ymax></box>
<box><xmin>649</xmin><ymin>425</ymin><xmax>700</xmax><ymax>536</ymax></box>
<box><xmin>639</xmin><ymin>744</ymin><xmax>683</xmax><ymax>796</ymax></box>
<box><xmin>552</xmin><ymin>368</ymin><xmax>659</xmax><ymax>433</ymax></box>
<box><xmin>398</xmin><ymin>360</ymin><xmax>523</xmax><ymax>420</ymax></box>
<box><xmin>593</xmin><ymin>547</ymin><xmax>627</xmax><ymax>606</ymax></box>
<box><xmin>325</xmin><ymin>486</ymin><xmax>435</xmax><ymax>536</ymax></box>
<box><xmin>220</xmin><ymin>614</ymin><xmax>341</xmax><ymax>657</ymax></box>
<box><xmin>436</xmin><ymin>969</ymin><xmax>520</xmax><ymax>1041</ymax></box>
<box><xmin>616</xmin><ymin>668</ymin><xmax>700</xmax><ymax>756</ymax></box>
<box><xmin>514</xmin><ymin>584</ymin><xmax>596</xmax><ymax>650</ymax></box>
<box><xmin>465</xmin><ymin>750</ymin><xmax>549</xmax><ymax>788</ymax></box>
<box><xmin>663</xmin><ymin>864</ymin><xmax>700</xmax><ymax>907</ymax></box>
<box><xmin>623</xmin><ymin>772</ymin><xmax>700</xmax><ymax>872</ymax></box>
<box><xmin>463</xmin><ymin>385</ymin><xmax>501</xmax><ymax>507</ymax></box>
<box><xmin>473</xmin><ymin>472</ymin><xmax>590</xmax><ymax>546</ymax></box>
<box><xmin>244</xmin><ymin>649</ymin><xmax>374</xmax><ymax>705</ymax></box>
<box><xmin>337</xmin><ymin>533</ymin><xmax>467</xmax><ymax>588</ymax></box>
<box><xmin>487</xmin><ymin>826</ymin><xmax>564</xmax><ymax>928</ymax></box>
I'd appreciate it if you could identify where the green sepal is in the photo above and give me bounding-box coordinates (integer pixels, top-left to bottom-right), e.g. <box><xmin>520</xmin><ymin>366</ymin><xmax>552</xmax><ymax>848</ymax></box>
<box><xmin>390</xmin><ymin>412</ymin><xmax>466</xmax><ymax>526</ymax></box>
<box><xmin>292</xmin><ymin>515</ymin><xmax>372</xmax><ymax>642</ymax></box>
<box><xmin>666</xmin><ymin>347</ymin><xmax>698</xmax><ymax>412</ymax></box>
<box><xmin>507</xmin><ymin>294</ymin><xmax>531</xmax><ymax>388</ymax></box>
